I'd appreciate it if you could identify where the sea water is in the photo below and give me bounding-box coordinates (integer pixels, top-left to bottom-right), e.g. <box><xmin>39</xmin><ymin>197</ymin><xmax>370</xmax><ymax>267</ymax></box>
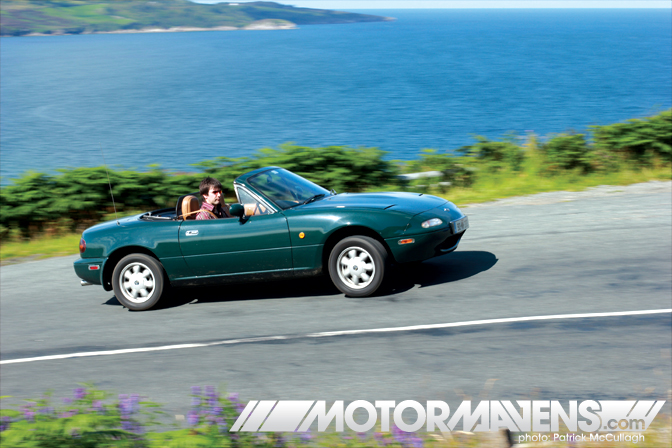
<box><xmin>1</xmin><ymin>9</ymin><xmax>670</xmax><ymax>182</ymax></box>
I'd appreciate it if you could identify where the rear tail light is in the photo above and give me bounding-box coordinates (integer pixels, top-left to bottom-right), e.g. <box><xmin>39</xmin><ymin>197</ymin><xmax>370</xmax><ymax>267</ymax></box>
<box><xmin>79</xmin><ymin>238</ymin><xmax>86</xmax><ymax>254</ymax></box>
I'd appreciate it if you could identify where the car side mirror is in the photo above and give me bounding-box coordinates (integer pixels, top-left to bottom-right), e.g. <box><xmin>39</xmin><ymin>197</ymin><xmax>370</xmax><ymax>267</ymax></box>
<box><xmin>229</xmin><ymin>203</ymin><xmax>245</xmax><ymax>218</ymax></box>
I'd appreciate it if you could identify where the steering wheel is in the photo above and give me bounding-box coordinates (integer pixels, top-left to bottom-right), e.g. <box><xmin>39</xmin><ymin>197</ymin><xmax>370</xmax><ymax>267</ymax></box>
<box><xmin>290</xmin><ymin>187</ymin><xmax>301</xmax><ymax>201</ymax></box>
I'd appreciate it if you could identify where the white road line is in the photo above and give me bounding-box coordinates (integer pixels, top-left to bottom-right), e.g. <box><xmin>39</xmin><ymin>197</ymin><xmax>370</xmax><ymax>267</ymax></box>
<box><xmin>2</xmin><ymin>309</ymin><xmax>670</xmax><ymax>365</ymax></box>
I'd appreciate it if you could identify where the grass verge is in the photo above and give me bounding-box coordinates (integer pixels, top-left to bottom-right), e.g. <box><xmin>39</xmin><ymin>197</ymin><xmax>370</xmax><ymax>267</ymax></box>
<box><xmin>440</xmin><ymin>165</ymin><xmax>672</xmax><ymax>205</ymax></box>
<box><xmin>0</xmin><ymin>234</ymin><xmax>81</xmax><ymax>265</ymax></box>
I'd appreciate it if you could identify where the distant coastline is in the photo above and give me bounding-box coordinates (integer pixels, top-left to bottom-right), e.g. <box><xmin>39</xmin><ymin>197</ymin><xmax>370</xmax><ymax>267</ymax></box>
<box><xmin>1</xmin><ymin>0</ymin><xmax>393</xmax><ymax>37</ymax></box>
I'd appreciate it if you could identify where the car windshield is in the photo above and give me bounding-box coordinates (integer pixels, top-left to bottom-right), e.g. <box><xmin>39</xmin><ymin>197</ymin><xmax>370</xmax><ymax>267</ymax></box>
<box><xmin>248</xmin><ymin>169</ymin><xmax>330</xmax><ymax>210</ymax></box>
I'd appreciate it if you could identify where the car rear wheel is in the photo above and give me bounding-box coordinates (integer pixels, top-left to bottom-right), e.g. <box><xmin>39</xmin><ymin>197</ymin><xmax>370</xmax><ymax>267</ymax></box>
<box><xmin>328</xmin><ymin>236</ymin><xmax>387</xmax><ymax>297</ymax></box>
<box><xmin>112</xmin><ymin>254</ymin><xmax>165</xmax><ymax>311</ymax></box>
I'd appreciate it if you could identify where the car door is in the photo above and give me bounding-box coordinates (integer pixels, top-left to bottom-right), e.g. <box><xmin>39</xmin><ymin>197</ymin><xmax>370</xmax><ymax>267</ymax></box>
<box><xmin>178</xmin><ymin>213</ymin><xmax>293</xmax><ymax>277</ymax></box>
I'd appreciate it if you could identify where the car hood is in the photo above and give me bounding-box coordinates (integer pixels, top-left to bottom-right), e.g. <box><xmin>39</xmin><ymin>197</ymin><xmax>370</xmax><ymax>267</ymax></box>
<box><xmin>83</xmin><ymin>214</ymin><xmax>139</xmax><ymax>233</ymax></box>
<box><xmin>302</xmin><ymin>192</ymin><xmax>447</xmax><ymax>215</ymax></box>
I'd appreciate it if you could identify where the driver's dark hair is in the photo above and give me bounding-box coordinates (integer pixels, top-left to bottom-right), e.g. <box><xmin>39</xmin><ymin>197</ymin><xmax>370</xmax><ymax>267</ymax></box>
<box><xmin>199</xmin><ymin>176</ymin><xmax>223</xmax><ymax>198</ymax></box>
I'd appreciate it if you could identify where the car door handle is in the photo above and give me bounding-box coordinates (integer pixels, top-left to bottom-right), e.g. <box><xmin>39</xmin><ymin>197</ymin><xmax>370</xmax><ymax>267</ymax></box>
<box><xmin>185</xmin><ymin>230</ymin><xmax>199</xmax><ymax>236</ymax></box>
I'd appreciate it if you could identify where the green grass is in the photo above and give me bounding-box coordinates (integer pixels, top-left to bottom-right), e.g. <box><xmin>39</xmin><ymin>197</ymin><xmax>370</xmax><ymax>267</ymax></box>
<box><xmin>0</xmin><ymin>233</ymin><xmax>81</xmax><ymax>264</ymax></box>
<box><xmin>443</xmin><ymin>165</ymin><xmax>672</xmax><ymax>206</ymax></box>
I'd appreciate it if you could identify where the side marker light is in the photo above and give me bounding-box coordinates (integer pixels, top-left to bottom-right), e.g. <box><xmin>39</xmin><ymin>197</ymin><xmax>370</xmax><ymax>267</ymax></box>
<box><xmin>398</xmin><ymin>238</ymin><xmax>415</xmax><ymax>245</ymax></box>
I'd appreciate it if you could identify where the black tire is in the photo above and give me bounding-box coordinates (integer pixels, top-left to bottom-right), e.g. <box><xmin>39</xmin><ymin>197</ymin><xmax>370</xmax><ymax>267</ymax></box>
<box><xmin>328</xmin><ymin>236</ymin><xmax>388</xmax><ymax>297</ymax></box>
<box><xmin>112</xmin><ymin>253</ymin><xmax>165</xmax><ymax>311</ymax></box>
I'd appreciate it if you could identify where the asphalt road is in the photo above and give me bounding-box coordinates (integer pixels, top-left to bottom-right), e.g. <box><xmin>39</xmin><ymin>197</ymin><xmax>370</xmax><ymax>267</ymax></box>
<box><xmin>1</xmin><ymin>182</ymin><xmax>671</xmax><ymax>418</ymax></box>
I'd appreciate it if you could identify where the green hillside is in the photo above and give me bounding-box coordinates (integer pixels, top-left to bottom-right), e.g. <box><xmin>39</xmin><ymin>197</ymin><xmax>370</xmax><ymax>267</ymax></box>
<box><xmin>0</xmin><ymin>0</ymin><xmax>393</xmax><ymax>36</ymax></box>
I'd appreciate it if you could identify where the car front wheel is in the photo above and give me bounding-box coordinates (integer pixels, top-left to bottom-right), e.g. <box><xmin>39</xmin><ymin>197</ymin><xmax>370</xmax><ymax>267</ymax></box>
<box><xmin>112</xmin><ymin>254</ymin><xmax>165</xmax><ymax>311</ymax></box>
<box><xmin>328</xmin><ymin>236</ymin><xmax>387</xmax><ymax>297</ymax></box>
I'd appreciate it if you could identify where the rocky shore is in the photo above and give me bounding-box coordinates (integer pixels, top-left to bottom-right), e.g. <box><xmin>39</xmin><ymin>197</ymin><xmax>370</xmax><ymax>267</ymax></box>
<box><xmin>23</xmin><ymin>20</ymin><xmax>297</xmax><ymax>37</ymax></box>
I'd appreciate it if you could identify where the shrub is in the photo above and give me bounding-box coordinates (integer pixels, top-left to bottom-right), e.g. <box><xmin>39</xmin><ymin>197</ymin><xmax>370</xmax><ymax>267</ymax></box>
<box><xmin>591</xmin><ymin>110</ymin><xmax>672</xmax><ymax>163</ymax></box>
<box><xmin>541</xmin><ymin>132</ymin><xmax>592</xmax><ymax>172</ymax></box>
<box><xmin>466</xmin><ymin>136</ymin><xmax>526</xmax><ymax>172</ymax></box>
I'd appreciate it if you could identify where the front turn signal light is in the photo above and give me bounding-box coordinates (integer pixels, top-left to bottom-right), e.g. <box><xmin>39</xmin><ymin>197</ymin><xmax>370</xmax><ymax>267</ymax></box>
<box><xmin>421</xmin><ymin>218</ymin><xmax>443</xmax><ymax>228</ymax></box>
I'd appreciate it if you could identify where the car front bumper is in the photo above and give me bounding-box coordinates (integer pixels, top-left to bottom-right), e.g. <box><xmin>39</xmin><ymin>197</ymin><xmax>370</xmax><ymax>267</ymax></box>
<box><xmin>386</xmin><ymin>226</ymin><xmax>466</xmax><ymax>263</ymax></box>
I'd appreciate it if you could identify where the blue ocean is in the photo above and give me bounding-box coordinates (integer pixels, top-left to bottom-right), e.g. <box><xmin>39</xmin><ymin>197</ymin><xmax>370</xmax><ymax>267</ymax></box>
<box><xmin>1</xmin><ymin>9</ymin><xmax>670</xmax><ymax>182</ymax></box>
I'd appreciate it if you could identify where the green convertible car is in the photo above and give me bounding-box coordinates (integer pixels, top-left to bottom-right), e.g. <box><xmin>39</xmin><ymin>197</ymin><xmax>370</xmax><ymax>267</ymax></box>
<box><xmin>74</xmin><ymin>167</ymin><xmax>469</xmax><ymax>310</ymax></box>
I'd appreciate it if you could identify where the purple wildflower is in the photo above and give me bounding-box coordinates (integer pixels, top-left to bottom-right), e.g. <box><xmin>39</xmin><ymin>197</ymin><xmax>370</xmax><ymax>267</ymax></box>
<box><xmin>235</xmin><ymin>402</ymin><xmax>245</xmax><ymax>414</ymax></box>
<box><xmin>274</xmin><ymin>433</ymin><xmax>286</xmax><ymax>447</ymax></box>
<box><xmin>21</xmin><ymin>403</ymin><xmax>36</xmax><ymax>422</ymax></box>
<box><xmin>119</xmin><ymin>395</ymin><xmax>133</xmax><ymax>416</ymax></box>
<box><xmin>0</xmin><ymin>416</ymin><xmax>10</xmax><ymax>432</ymax></box>
<box><xmin>228</xmin><ymin>392</ymin><xmax>239</xmax><ymax>402</ymax></box>
<box><xmin>130</xmin><ymin>394</ymin><xmax>140</xmax><ymax>413</ymax></box>
<box><xmin>38</xmin><ymin>406</ymin><xmax>54</xmax><ymax>415</ymax></box>
<box><xmin>62</xmin><ymin>397</ymin><xmax>72</xmax><ymax>405</ymax></box>
<box><xmin>357</xmin><ymin>432</ymin><xmax>368</xmax><ymax>441</ymax></box>
<box><xmin>205</xmin><ymin>385</ymin><xmax>216</xmax><ymax>398</ymax></box>
<box><xmin>92</xmin><ymin>400</ymin><xmax>104</xmax><ymax>414</ymax></box>
<box><xmin>191</xmin><ymin>397</ymin><xmax>201</xmax><ymax>407</ymax></box>
<box><xmin>392</xmin><ymin>424</ymin><xmax>409</xmax><ymax>445</ymax></box>
<box><xmin>217</xmin><ymin>418</ymin><xmax>228</xmax><ymax>433</ymax></box>
<box><xmin>410</xmin><ymin>436</ymin><xmax>424</xmax><ymax>448</ymax></box>
<box><xmin>73</xmin><ymin>388</ymin><xmax>87</xmax><ymax>400</ymax></box>
<box><xmin>210</xmin><ymin>406</ymin><xmax>223</xmax><ymax>416</ymax></box>
<box><xmin>203</xmin><ymin>414</ymin><xmax>215</xmax><ymax>425</ymax></box>
<box><xmin>191</xmin><ymin>386</ymin><xmax>202</xmax><ymax>396</ymax></box>
<box><xmin>22</xmin><ymin>410</ymin><xmax>35</xmax><ymax>422</ymax></box>
<box><xmin>299</xmin><ymin>429</ymin><xmax>312</xmax><ymax>442</ymax></box>
<box><xmin>374</xmin><ymin>432</ymin><xmax>388</xmax><ymax>446</ymax></box>
<box><xmin>187</xmin><ymin>410</ymin><xmax>199</xmax><ymax>426</ymax></box>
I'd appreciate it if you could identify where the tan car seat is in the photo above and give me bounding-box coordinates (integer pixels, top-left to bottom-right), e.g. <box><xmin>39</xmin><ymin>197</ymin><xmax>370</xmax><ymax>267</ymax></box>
<box><xmin>181</xmin><ymin>195</ymin><xmax>201</xmax><ymax>220</ymax></box>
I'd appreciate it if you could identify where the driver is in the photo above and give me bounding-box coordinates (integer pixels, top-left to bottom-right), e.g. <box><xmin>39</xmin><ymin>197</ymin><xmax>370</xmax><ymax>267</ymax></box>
<box><xmin>196</xmin><ymin>177</ymin><xmax>231</xmax><ymax>220</ymax></box>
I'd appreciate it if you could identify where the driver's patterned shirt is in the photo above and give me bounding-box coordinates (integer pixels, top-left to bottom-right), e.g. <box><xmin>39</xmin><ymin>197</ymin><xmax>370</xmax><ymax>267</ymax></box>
<box><xmin>196</xmin><ymin>202</ymin><xmax>230</xmax><ymax>220</ymax></box>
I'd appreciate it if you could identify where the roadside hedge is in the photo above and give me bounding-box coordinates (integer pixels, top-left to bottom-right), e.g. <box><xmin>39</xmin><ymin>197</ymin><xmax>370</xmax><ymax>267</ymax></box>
<box><xmin>1</xmin><ymin>110</ymin><xmax>669</xmax><ymax>240</ymax></box>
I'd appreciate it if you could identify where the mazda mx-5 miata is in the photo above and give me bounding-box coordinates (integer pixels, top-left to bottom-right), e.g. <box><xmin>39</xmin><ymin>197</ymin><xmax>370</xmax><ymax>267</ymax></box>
<box><xmin>74</xmin><ymin>167</ymin><xmax>469</xmax><ymax>310</ymax></box>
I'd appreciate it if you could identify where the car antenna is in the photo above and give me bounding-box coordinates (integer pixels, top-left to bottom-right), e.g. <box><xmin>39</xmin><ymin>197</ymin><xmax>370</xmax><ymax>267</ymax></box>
<box><xmin>99</xmin><ymin>143</ymin><xmax>120</xmax><ymax>226</ymax></box>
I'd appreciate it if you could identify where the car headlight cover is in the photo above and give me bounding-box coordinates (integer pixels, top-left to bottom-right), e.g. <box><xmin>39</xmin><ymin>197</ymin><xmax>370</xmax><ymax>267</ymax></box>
<box><xmin>421</xmin><ymin>218</ymin><xmax>443</xmax><ymax>228</ymax></box>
